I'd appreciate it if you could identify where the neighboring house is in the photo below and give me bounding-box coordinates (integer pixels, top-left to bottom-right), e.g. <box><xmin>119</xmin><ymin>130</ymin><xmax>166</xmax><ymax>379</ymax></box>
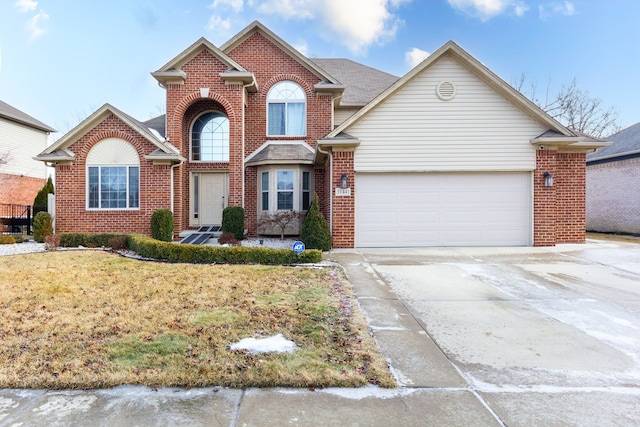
<box><xmin>35</xmin><ymin>21</ymin><xmax>608</xmax><ymax>248</ymax></box>
<box><xmin>586</xmin><ymin>122</ymin><xmax>640</xmax><ymax>234</ymax></box>
<box><xmin>0</xmin><ymin>100</ymin><xmax>55</xmax><ymax>206</ymax></box>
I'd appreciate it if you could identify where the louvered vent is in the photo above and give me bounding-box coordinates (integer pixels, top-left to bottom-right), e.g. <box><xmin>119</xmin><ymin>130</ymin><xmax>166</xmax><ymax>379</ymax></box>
<box><xmin>436</xmin><ymin>81</ymin><xmax>456</xmax><ymax>101</ymax></box>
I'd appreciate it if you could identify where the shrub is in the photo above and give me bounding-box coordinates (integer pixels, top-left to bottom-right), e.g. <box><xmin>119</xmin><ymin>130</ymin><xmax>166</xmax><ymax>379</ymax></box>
<box><xmin>33</xmin><ymin>211</ymin><xmax>53</xmax><ymax>243</ymax></box>
<box><xmin>33</xmin><ymin>177</ymin><xmax>54</xmax><ymax>210</ymax></box>
<box><xmin>0</xmin><ymin>235</ymin><xmax>16</xmax><ymax>245</ymax></box>
<box><xmin>107</xmin><ymin>235</ymin><xmax>128</xmax><ymax>250</ymax></box>
<box><xmin>300</xmin><ymin>193</ymin><xmax>332</xmax><ymax>251</ymax></box>
<box><xmin>151</xmin><ymin>209</ymin><xmax>174</xmax><ymax>242</ymax></box>
<box><xmin>127</xmin><ymin>234</ymin><xmax>321</xmax><ymax>265</ymax></box>
<box><xmin>218</xmin><ymin>232</ymin><xmax>239</xmax><ymax>246</ymax></box>
<box><xmin>222</xmin><ymin>206</ymin><xmax>245</xmax><ymax>240</ymax></box>
<box><xmin>59</xmin><ymin>233</ymin><xmax>129</xmax><ymax>248</ymax></box>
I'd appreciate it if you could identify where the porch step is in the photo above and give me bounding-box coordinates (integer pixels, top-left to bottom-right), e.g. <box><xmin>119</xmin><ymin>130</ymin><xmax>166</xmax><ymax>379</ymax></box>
<box><xmin>178</xmin><ymin>226</ymin><xmax>222</xmax><ymax>245</ymax></box>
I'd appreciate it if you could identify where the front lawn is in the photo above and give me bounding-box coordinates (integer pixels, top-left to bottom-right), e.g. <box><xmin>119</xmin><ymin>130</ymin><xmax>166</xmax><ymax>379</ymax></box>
<box><xmin>0</xmin><ymin>251</ymin><xmax>394</xmax><ymax>389</ymax></box>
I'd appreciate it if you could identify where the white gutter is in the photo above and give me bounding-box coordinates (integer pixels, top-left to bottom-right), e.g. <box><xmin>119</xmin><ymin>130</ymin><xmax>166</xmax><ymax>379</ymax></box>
<box><xmin>315</xmin><ymin>144</ymin><xmax>333</xmax><ymax>231</ymax></box>
<box><xmin>170</xmin><ymin>159</ymin><xmax>184</xmax><ymax>214</ymax></box>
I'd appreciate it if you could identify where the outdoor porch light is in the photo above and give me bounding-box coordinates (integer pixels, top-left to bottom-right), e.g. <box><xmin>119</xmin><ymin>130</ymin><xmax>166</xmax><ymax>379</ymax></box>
<box><xmin>543</xmin><ymin>171</ymin><xmax>554</xmax><ymax>187</ymax></box>
<box><xmin>340</xmin><ymin>173</ymin><xmax>348</xmax><ymax>189</ymax></box>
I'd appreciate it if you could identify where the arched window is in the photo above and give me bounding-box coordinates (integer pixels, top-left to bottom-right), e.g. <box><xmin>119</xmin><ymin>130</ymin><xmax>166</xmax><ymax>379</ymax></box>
<box><xmin>267</xmin><ymin>81</ymin><xmax>306</xmax><ymax>136</ymax></box>
<box><xmin>191</xmin><ymin>111</ymin><xmax>229</xmax><ymax>162</ymax></box>
<box><xmin>86</xmin><ymin>138</ymin><xmax>139</xmax><ymax>209</ymax></box>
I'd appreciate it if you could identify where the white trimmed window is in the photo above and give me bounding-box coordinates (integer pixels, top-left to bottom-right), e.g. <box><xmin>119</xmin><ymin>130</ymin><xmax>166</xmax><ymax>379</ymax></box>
<box><xmin>87</xmin><ymin>138</ymin><xmax>140</xmax><ymax>210</ymax></box>
<box><xmin>259</xmin><ymin>167</ymin><xmax>313</xmax><ymax>212</ymax></box>
<box><xmin>191</xmin><ymin>111</ymin><xmax>229</xmax><ymax>162</ymax></box>
<box><xmin>267</xmin><ymin>81</ymin><xmax>306</xmax><ymax>136</ymax></box>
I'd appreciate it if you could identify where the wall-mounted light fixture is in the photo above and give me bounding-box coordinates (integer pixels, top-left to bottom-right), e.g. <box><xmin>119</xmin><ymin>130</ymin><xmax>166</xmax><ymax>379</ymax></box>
<box><xmin>340</xmin><ymin>173</ymin><xmax>348</xmax><ymax>189</ymax></box>
<box><xmin>543</xmin><ymin>171</ymin><xmax>554</xmax><ymax>187</ymax></box>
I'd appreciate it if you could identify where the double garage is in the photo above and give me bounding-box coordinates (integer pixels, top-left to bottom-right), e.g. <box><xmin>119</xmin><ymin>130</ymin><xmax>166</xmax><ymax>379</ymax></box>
<box><xmin>355</xmin><ymin>172</ymin><xmax>532</xmax><ymax>247</ymax></box>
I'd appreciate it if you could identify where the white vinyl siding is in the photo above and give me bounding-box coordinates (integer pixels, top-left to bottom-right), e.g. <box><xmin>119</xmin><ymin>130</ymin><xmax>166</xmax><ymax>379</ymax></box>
<box><xmin>356</xmin><ymin>172</ymin><xmax>531</xmax><ymax>247</ymax></box>
<box><xmin>334</xmin><ymin>107</ymin><xmax>361</xmax><ymax>127</ymax></box>
<box><xmin>347</xmin><ymin>56</ymin><xmax>545</xmax><ymax>172</ymax></box>
<box><xmin>0</xmin><ymin>118</ymin><xmax>48</xmax><ymax>179</ymax></box>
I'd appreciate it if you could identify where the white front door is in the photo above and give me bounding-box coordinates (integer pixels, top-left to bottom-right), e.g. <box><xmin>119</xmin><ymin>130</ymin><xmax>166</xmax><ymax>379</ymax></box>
<box><xmin>191</xmin><ymin>173</ymin><xmax>228</xmax><ymax>226</ymax></box>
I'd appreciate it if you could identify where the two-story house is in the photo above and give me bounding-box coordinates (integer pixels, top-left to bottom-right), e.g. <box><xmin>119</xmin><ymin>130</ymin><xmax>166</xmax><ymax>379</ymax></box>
<box><xmin>35</xmin><ymin>21</ymin><xmax>608</xmax><ymax>248</ymax></box>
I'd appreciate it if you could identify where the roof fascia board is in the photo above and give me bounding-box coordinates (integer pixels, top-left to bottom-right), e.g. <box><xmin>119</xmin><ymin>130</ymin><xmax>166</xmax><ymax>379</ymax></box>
<box><xmin>328</xmin><ymin>41</ymin><xmax>574</xmax><ymax>138</ymax></box>
<box><xmin>0</xmin><ymin>113</ymin><xmax>55</xmax><ymax>133</ymax></box>
<box><xmin>154</xmin><ymin>37</ymin><xmax>247</xmax><ymax>74</ymax></box>
<box><xmin>220</xmin><ymin>20</ymin><xmax>340</xmax><ymax>85</ymax></box>
<box><xmin>41</xmin><ymin>103</ymin><xmax>177</xmax><ymax>156</ymax></box>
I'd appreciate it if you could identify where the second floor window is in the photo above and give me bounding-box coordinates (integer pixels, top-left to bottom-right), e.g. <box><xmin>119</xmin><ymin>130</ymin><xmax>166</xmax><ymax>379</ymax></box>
<box><xmin>267</xmin><ymin>81</ymin><xmax>306</xmax><ymax>136</ymax></box>
<box><xmin>192</xmin><ymin>111</ymin><xmax>229</xmax><ymax>162</ymax></box>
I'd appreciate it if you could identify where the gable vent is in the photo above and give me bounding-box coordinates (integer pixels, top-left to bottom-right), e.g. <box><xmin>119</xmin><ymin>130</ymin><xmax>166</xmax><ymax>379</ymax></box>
<box><xmin>436</xmin><ymin>81</ymin><xmax>456</xmax><ymax>101</ymax></box>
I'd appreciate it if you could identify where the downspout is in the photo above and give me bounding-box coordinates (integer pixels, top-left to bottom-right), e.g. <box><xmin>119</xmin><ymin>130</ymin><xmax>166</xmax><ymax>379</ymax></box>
<box><xmin>170</xmin><ymin>159</ymin><xmax>184</xmax><ymax>214</ymax></box>
<box><xmin>316</xmin><ymin>143</ymin><xmax>333</xmax><ymax>231</ymax></box>
<box><xmin>241</xmin><ymin>80</ymin><xmax>255</xmax><ymax>209</ymax></box>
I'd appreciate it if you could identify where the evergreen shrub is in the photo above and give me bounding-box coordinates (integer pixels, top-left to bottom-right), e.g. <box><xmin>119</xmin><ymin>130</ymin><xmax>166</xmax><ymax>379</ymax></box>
<box><xmin>300</xmin><ymin>193</ymin><xmax>332</xmax><ymax>251</ymax></box>
<box><xmin>151</xmin><ymin>209</ymin><xmax>174</xmax><ymax>242</ymax></box>
<box><xmin>33</xmin><ymin>211</ymin><xmax>53</xmax><ymax>243</ymax></box>
<box><xmin>222</xmin><ymin>206</ymin><xmax>245</xmax><ymax>240</ymax></box>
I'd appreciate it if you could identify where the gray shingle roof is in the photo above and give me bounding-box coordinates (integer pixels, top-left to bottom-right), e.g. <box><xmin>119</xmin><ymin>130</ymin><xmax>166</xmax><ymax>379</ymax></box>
<box><xmin>310</xmin><ymin>58</ymin><xmax>399</xmax><ymax>106</ymax></box>
<box><xmin>0</xmin><ymin>99</ymin><xmax>55</xmax><ymax>133</ymax></box>
<box><xmin>246</xmin><ymin>143</ymin><xmax>315</xmax><ymax>165</ymax></box>
<box><xmin>143</xmin><ymin>114</ymin><xmax>166</xmax><ymax>138</ymax></box>
<box><xmin>587</xmin><ymin>122</ymin><xmax>640</xmax><ymax>161</ymax></box>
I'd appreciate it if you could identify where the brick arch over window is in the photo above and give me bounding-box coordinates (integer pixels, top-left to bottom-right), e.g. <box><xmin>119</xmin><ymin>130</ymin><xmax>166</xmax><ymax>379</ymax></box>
<box><xmin>172</xmin><ymin>91</ymin><xmax>237</xmax><ymax>131</ymax></box>
<box><xmin>262</xmin><ymin>75</ymin><xmax>313</xmax><ymax>98</ymax></box>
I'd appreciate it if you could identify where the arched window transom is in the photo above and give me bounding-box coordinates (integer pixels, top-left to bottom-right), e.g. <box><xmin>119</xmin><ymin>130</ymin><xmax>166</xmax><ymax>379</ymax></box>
<box><xmin>267</xmin><ymin>81</ymin><xmax>306</xmax><ymax>136</ymax></box>
<box><xmin>191</xmin><ymin>111</ymin><xmax>229</xmax><ymax>162</ymax></box>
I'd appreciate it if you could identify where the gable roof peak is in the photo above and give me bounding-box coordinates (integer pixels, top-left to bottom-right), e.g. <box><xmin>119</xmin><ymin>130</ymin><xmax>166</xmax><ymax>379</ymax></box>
<box><xmin>221</xmin><ymin>20</ymin><xmax>340</xmax><ymax>85</ymax></box>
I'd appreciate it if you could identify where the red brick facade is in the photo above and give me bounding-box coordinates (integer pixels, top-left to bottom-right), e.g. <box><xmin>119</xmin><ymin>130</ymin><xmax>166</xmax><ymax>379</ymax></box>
<box><xmin>54</xmin><ymin>115</ymin><xmax>172</xmax><ymax>235</ymax></box>
<box><xmin>0</xmin><ymin>174</ymin><xmax>45</xmax><ymax>206</ymax></box>
<box><xmin>533</xmin><ymin>149</ymin><xmax>587</xmax><ymax>246</ymax></box>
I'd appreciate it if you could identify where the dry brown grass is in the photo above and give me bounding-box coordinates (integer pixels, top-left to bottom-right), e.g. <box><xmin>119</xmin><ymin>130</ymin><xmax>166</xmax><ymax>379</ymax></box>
<box><xmin>0</xmin><ymin>251</ymin><xmax>395</xmax><ymax>390</ymax></box>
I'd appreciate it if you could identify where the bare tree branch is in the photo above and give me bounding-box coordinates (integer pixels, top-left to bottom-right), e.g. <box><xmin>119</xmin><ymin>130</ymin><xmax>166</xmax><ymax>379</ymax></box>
<box><xmin>512</xmin><ymin>76</ymin><xmax>621</xmax><ymax>138</ymax></box>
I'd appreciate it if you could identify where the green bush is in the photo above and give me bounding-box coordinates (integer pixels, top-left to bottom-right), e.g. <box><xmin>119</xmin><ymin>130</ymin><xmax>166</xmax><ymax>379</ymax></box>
<box><xmin>222</xmin><ymin>206</ymin><xmax>245</xmax><ymax>240</ymax></box>
<box><xmin>33</xmin><ymin>177</ymin><xmax>54</xmax><ymax>210</ymax></box>
<box><xmin>127</xmin><ymin>234</ymin><xmax>321</xmax><ymax>265</ymax></box>
<box><xmin>33</xmin><ymin>211</ymin><xmax>53</xmax><ymax>243</ymax></box>
<box><xmin>151</xmin><ymin>209</ymin><xmax>174</xmax><ymax>242</ymax></box>
<box><xmin>59</xmin><ymin>233</ymin><xmax>129</xmax><ymax>248</ymax></box>
<box><xmin>300</xmin><ymin>193</ymin><xmax>332</xmax><ymax>251</ymax></box>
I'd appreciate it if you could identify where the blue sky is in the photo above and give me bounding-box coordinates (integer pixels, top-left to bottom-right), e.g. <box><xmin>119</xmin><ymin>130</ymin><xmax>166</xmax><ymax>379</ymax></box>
<box><xmin>1</xmin><ymin>0</ymin><xmax>639</xmax><ymax>139</ymax></box>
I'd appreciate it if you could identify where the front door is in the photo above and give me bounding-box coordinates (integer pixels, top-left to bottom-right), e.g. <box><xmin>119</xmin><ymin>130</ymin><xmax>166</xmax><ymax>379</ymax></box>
<box><xmin>192</xmin><ymin>173</ymin><xmax>228</xmax><ymax>226</ymax></box>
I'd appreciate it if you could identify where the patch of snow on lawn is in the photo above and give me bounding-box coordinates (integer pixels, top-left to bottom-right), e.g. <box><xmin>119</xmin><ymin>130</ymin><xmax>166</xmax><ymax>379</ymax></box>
<box><xmin>230</xmin><ymin>334</ymin><xmax>298</xmax><ymax>354</ymax></box>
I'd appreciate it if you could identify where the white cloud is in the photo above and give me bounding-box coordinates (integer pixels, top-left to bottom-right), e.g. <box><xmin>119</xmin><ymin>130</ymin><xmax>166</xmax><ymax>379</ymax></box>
<box><xmin>255</xmin><ymin>0</ymin><xmax>410</xmax><ymax>55</ymax></box>
<box><xmin>210</xmin><ymin>0</ymin><xmax>245</xmax><ymax>13</ymax></box>
<box><xmin>405</xmin><ymin>47</ymin><xmax>430</xmax><ymax>68</ymax></box>
<box><xmin>14</xmin><ymin>0</ymin><xmax>37</xmax><ymax>13</ymax></box>
<box><xmin>539</xmin><ymin>1</ymin><xmax>576</xmax><ymax>19</ymax></box>
<box><xmin>206</xmin><ymin>14</ymin><xmax>232</xmax><ymax>32</ymax></box>
<box><xmin>26</xmin><ymin>10</ymin><xmax>48</xmax><ymax>41</ymax></box>
<box><xmin>447</xmin><ymin>0</ymin><xmax>528</xmax><ymax>21</ymax></box>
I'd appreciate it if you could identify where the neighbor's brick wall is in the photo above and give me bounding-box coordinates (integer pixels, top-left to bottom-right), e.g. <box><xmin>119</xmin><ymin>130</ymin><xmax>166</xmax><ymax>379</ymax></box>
<box><xmin>54</xmin><ymin>115</ymin><xmax>171</xmax><ymax>235</ymax></box>
<box><xmin>0</xmin><ymin>173</ymin><xmax>45</xmax><ymax>206</ymax></box>
<box><xmin>533</xmin><ymin>149</ymin><xmax>587</xmax><ymax>246</ymax></box>
<box><xmin>587</xmin><ymin>157</ymin><xmax>640</xmax><ymax>234</ymax></box>
<box><xmin>331</xmin><ymin>150</ymin><xmax>355</xmax><ymax>248</ymax></box>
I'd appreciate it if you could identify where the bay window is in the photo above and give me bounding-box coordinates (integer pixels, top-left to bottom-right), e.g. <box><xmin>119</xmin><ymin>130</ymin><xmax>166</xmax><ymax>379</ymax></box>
<box><xmin>259</xmin><ymin>166</ymin><xmax>313</xmax><ymax>212</ymax></box>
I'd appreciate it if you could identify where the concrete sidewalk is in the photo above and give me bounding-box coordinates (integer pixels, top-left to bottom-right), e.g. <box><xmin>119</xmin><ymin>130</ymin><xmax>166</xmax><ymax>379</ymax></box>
<box><xmin>0</xmin><ymin>250</ymin><xmax>502</xmax><ymax>427</ymax></box>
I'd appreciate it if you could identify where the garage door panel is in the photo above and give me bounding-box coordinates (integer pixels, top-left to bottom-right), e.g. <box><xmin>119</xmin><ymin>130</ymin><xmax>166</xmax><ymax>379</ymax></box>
<box><xmin>356</xmin><ymin>172</ymin><xmax>531</xmax><ymax>247</ymax></box>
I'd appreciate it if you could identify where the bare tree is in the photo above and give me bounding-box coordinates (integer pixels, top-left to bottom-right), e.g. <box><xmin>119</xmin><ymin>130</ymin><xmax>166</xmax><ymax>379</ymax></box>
<box><xmin>258</xmin><ymin>210</ymin><xmax>301</xmax><ymax>239</ymax></box>
<box><xmin>513</xmin><ymin>74</ymin><xmax>621</xmax><ymax>138</ymax></box>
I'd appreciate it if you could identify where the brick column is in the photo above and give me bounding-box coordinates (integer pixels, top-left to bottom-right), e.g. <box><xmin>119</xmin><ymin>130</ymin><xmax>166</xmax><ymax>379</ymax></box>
<box><xmin>556</xmin><ymin>152</ymin><xmax>586</xmax><ymax>243</ymax></box>
<box><xmin>331</xmin><ymin>150</ymin><xmax>355</xmax><ymax>248</ymax></box>
<box><xmin>533</xmin><ymin>149</ymin><xmax>557</xmax><ymax>246</ymax></box>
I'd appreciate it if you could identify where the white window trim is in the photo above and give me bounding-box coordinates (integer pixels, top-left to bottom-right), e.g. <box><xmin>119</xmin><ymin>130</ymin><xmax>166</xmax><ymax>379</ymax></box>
<box><xmin>86</xmin><ymin>164</ymin><xmax>140</xmax><ymax>211</ymax></box>
<box><xmin>258</xmin><ymin>165</ymin><xmax>313</xmax><ymax>213</ymax></box>
<box><xmin>190</xmin><ymin>110</ymin><xmax>230</xmax><ymax>163</ymax></box>
<box><xmin>266</xmin><ymin>81</ymin><xmax>307</xmax><ymax>137</ymax></box>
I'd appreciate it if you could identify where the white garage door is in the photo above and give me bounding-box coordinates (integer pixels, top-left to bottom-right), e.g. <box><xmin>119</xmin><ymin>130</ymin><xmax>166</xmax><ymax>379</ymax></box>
<box><xmin>356</xmin><ymin>172</ymin><xmax>531</xmax><ymax>247</ymax></box>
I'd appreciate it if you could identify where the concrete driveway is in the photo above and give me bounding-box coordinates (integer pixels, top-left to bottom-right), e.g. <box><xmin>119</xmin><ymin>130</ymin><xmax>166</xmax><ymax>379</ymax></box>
<box><xmin>333</xmin><ymin>239</ymin><xmax>640</xmax><ymax>426</ymax></box>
